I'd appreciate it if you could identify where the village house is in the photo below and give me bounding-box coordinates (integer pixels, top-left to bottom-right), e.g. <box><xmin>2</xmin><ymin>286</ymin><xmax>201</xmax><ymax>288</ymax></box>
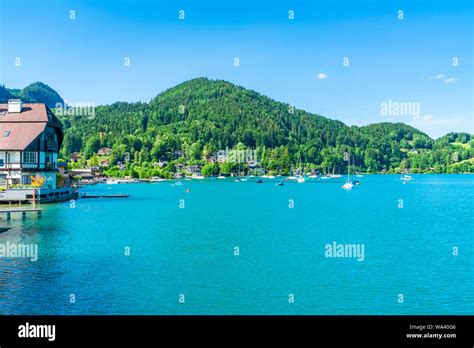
<box><xmin>186</xmin><ymin>165</ymin><xmax>202</xmax><ymax>174</ymax></box>
<box><xmin>70</xmin><ymin>167</ymin><xmax>101</xmax><ymax>180</ymax></box>
<box><xmin>117</xmin><ymin>161</ymin><xmax>126</xmax><ymax>170</ymax></box>
<box><xmin>152</xmin><ymin>159</ymin><xmax>168</xmax><ymax>168</ymax></box>
<box><xmin>0</xmin><ymin>100</ymin><xmax>77</xmax><ymax>202</ymax></box>
<box><xmin>216</xmin><ymin>150</ymin><xmax>227</xmax><ymax>163</ymax></box>
<box><xmin>97</xmin><ymin>147</ymin><xmax>112</xmax><ymax>156</ymax></box>
<box><xmin>208</xmin><ymin>150</ymin><xmax>227</xmax><ymax>164</ymax></box>
<box><xmin>0</xmin><ymin>100</ymin><xmax>62</xmax><ymax>188</ymax></box>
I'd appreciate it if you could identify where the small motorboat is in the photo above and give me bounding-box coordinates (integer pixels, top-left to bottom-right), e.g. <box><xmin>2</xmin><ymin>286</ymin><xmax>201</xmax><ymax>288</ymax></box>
<box><xmin>256</xmin><ymin>179</ymin><xmax>264</xmax><ymax>184</ymax></box>
<box><xmin>342</xmin><ymin>182</ymin><xmax>354</xmax><ymax>190</ymax></box>
<box><xmin>275</xmin><ymin>180</ymin><xmax>284</xmax><ymax>186</ymax></box>
<box><xmin>400</xmin><ymin>174</ymin><xmax>414</xmax><ymax>181</ymax></box>
<box><xmin>0</xmin><ymin>227</ymin><xmax>11</xmax><ymax>233</ymax></box>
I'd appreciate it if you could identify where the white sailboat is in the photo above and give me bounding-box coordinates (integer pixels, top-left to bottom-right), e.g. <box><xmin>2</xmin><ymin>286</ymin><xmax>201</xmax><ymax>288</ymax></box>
<box><xmin>342</xmin><ymin>154</ymin><xmax>354</xmax><ymax>190</ymax></box>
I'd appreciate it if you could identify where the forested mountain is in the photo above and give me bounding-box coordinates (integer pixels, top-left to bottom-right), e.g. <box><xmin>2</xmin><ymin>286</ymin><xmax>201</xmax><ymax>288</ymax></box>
<box><xmin>0</xmin><ymin>82</ymin><xmax>64</xmax><ymax>108</ymax></box>
<box><xmin>3</xmin><ymin>78</ymin><xmax>473</xmax><ymax>177</ymax></box>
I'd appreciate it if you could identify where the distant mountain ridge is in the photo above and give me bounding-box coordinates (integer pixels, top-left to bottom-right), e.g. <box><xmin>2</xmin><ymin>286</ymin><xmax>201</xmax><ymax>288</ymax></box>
<box><xmin>0</xmin><ymin>82</ymin><xmax>64</xmax><ymax>108</ymax></box>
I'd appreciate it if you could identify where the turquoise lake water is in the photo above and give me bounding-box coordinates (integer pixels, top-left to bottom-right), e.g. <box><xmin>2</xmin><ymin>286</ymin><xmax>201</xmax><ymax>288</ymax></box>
<box><xmin>0</xmin><ymin>175</ymin><xmax>472</xmax><ymax>315</ymax></box>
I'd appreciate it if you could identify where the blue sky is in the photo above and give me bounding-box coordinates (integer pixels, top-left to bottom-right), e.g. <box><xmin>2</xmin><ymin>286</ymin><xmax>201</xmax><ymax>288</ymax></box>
<box><xmin>0</xmin><ymin>0</ymin><xmax>472</xmax><ymax>138</ymax></box>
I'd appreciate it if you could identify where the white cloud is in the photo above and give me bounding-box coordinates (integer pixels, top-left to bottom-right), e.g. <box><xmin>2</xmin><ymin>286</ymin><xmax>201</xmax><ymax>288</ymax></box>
<box><xmin>316</xmin><ymin>73</ymin><xmax>328</xmax><ymax>80</ymax></box>
<box><xmin>444</xmin><ymin>77</ymin><xmax>458</xmax><ymax>83</ymax></box>
<box><xmin>429</xmin><ymin>73</ymin><xmax>458</xmax><ymax>83</ymax></box>
<box><xmin>430</xmin><ymin>74</ymin><xmax>446</xmax><ymax>80</ymax></box>
<box><xmin>423</xmin><ymin>114</ymin><xmax>434</xmax><ymax>120</ymax></box>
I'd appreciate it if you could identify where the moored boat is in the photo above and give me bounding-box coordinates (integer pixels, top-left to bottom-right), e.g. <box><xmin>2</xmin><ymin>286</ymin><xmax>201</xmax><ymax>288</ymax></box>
<box><xmin>400</xmin><ymin>174</ymin><xmax>414</xmax><ymax>181</ymax></box>
<box><xmin>342</xmin><ymin>182</ymin><xmax>354</xmax><ymax>190</ymax></box>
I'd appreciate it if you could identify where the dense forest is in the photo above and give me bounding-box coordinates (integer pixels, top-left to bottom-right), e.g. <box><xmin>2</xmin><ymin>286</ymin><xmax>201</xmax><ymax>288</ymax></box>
<box><xmin>3</xmin><ymin>78</ymin><xmax>474</xmax><ymax>177</ymax></box>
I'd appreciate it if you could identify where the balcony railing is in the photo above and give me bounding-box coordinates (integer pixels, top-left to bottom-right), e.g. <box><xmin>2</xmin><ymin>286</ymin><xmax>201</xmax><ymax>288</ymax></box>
<box><xmin>0</xmin><ymin>163</ymin><xmax>57</xmax><ymax>170</ymax></box>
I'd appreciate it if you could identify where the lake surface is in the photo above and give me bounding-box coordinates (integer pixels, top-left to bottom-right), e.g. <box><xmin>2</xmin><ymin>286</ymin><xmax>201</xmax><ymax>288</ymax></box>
<box><xmin>0</xmin><ymin>175</ymin><xmax>472</xmax><ymax>315</ymax></box>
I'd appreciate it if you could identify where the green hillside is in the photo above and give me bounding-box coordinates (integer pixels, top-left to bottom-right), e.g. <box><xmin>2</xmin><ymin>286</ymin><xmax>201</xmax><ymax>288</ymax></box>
<box><xmin>2</xmin><ymin>78</ymin><xmax>473</xmax><ymax>176</ymax></box>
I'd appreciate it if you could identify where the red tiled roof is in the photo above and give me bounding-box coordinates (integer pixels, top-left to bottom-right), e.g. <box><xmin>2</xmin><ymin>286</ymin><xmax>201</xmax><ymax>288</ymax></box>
<box><xmin>0</xmin><ymin>103</ymin><xmax>63</xmax><ymax>150</ymax></box>
<box><xmin>0</xmin><ymin>103</ymin><xmax>50</xmax><ymax>122</ymax></box>
<box><xmin>0</xmin><ymin>123</ymin><xmax>46</xmax><ymax>150</ymax></box>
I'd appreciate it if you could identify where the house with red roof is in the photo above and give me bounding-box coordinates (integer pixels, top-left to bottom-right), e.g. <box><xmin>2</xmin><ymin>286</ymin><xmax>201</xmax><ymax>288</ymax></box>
<box><xmin>0</xmin><ymin>100</ymin><xmax>63</xmax><ymax>189</ymax></box>
<box><xmin>97</xmin><ymin>147</ymin><xmax>112</xmax><ymax>156</ymax></box>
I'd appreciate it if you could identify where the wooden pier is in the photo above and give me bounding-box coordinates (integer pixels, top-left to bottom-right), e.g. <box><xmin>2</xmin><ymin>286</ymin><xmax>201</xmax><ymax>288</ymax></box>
<box><xmin>0</xmin><ymin>208</ymin><xmax>43</xmax><ymax>220</ymax></box>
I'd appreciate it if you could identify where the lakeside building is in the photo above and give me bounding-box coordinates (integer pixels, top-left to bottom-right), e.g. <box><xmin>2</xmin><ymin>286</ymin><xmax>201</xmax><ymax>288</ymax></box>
<box><xmin>0</xmin><ymin>100</ymin><xmax>77</xmax><ymax>203</ymax></box>
<box><xmin>97</xmin><ymin>147</ymin><xmax>112</xmax><ymax>156</ymax></box>
<box><xmin>185</xmin><ymin>165</ymin><xmax>202</xmax><ymax>175</ymax></box>
<box><xmin>70</xmin><ymin>167</ymin><xmax>102</xmax><ymax>180</ymax></box>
